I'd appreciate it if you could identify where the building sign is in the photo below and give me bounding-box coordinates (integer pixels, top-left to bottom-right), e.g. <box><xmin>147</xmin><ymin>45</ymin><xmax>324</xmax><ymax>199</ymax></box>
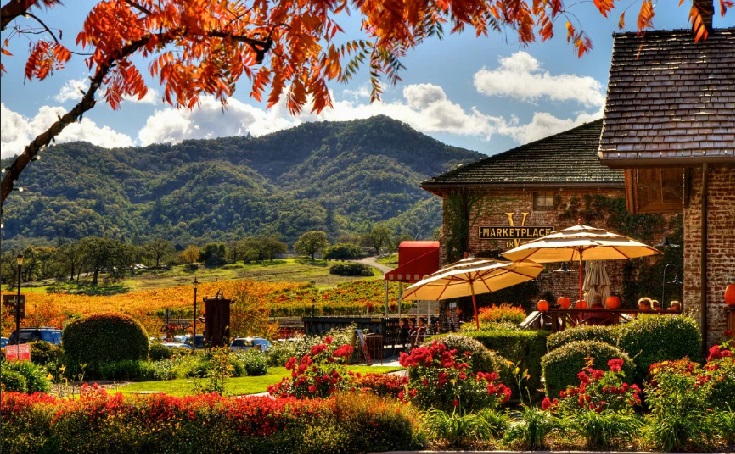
<box><xmin>479</xmin><ymin>212</ymin><xmax>554</xmax><ymax>248</ymax></box>
<box><xmin>6</xmin><ymin>343</ymin><xmax>31</xmax><ymax>362</ymax></box>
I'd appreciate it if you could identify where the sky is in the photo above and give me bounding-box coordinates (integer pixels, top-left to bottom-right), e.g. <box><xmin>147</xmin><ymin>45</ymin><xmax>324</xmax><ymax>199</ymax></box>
<box><xmin>1</xmin><ymin>1</ymin><xmax>733</xmax><ymax>160</ymax></box>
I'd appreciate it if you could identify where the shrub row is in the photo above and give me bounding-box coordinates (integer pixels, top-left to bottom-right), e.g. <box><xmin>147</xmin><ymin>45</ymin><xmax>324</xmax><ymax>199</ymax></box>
<box><xmin>1</xmin><ymin>389</ymin><xmax>425</xmax><ymax>454</ymax></box>
<box><xmin>543</xmin><ymin>315</ymin><xmax>702</xmax><ymax>392</ymax></box>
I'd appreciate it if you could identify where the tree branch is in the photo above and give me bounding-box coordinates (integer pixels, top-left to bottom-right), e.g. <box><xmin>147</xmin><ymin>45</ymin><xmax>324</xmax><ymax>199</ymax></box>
<box><xmin>1</xmin><ymin>34</ymin><xmax>155</xmax><ymax>203</ymax></box>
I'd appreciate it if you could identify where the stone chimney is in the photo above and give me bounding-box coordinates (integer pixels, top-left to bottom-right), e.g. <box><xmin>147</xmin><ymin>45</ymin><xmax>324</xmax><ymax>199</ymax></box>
<box><xmin>693</xmin><ymin>0</ymin><xmax>714</xmax><ymax>32</ymax></box>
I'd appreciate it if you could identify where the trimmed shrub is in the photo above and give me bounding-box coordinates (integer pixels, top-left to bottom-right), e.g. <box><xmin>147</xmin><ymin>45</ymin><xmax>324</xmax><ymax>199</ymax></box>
<box><xmin>546</xmin><ymin>325</ymin><xmax>618</xmax><ymax>352</ymax></box>
<box><xmin>435</xmin><ymin>333</ymin><xmax>510</xmax><ymax>376</ymax></box>
<box><xmin>2</xmin><ymin>361</ymin><xmax>51</xmax><ymax>393</ymax></box>
<box><xmin>324</xmin><ymin>243</ymin><xmax>363</xmax><ymax>260</ymax></box>
<box><xmin>149</xmin><ymin>342</ymin><xmax>174</xmax><ymax>361</ymax></box>
<box><xmin>616</xmin><ymin>314</ymin><xmax>701</xmax><ymax>383</ymax></box>
<box><xmin>62</xmin><ymin>313</ymin><xmax>149</xmax><ymax>377</ymax></box>
<box><xmin>541</xmin><ymin>340</ymin><xmax>634</xmax><ymax>398</ymax></box>
<box><xmin>29</xmin><ymin>341</ymin><xmax>64</xmax><ymax>366</ymax></box>
<box><xmin>466</xmin><ymin>329</ymin><xmax>549</xmax><ymax>401</ymax></box>
<box><xmin>328</xmin><ymin>263</ymin><xmax>373</xmax><ymax>276</ymax></box>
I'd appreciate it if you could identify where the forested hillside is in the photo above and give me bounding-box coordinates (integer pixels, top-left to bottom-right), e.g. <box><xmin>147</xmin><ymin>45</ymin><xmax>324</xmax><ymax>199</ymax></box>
<box><xmin>2</xmin><ymin>115</ymin><xmax>483</xmax><ymax>247</ymax></box>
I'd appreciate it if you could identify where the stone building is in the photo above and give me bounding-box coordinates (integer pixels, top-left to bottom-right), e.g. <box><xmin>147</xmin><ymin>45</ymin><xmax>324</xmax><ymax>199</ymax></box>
<box><xmin>421</xmin><ymin>120</ymin><xmax>674</xmax><ymax>308</ymax></box>
<box><xmin>599</xmin><ymin>26</ymin><xmax>735</xmax><ymax>349</ymax></box>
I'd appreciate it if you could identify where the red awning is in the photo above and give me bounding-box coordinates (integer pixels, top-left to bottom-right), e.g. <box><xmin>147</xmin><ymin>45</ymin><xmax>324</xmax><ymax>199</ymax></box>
<box><xmin>384</xmin><ymin>241</ymin><xmax>440</xmax><ymax>283</ymax></box>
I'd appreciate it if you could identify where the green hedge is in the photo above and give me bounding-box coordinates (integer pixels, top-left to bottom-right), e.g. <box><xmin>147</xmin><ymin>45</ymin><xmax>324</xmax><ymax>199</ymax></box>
<box><xmin>616</xmin><ymin>314</ymin><xmax>701</xmax><ymax>383</ymax></box>
<box><xmin>62</xmin><ymin>313</ymin><xmax>149</xmax><ymax>377</ymax></box>
<box><xmin>464</xmin><ymin>329</ymin><xmax>549</xmax><ymax>401</ymax></box>
<box><xmin>546</xmin><ymin>325</ymin><xmax>618</xmax><ymax>352</ymax></box>
<box><xmin>328</xmin><ymin>263</ymin><xmax>373</xmax><ymax>276</ymax></box>
<box><xmin>541</xmin><ymin>340</ymin><xmax>634</xmax><ymax>398</ymax></box>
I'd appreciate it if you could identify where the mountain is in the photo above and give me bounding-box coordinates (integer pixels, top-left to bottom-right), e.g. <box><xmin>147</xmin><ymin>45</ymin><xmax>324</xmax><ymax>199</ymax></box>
<box><xmin>2</xmin><ymin>115</ymin><xmax>484</xmax><ymax>247</ymax></box>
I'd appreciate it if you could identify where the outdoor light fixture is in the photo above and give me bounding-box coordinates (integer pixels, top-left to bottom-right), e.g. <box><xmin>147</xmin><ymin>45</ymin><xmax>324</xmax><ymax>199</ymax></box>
<box><xmin>193</xmin><ymin>276</ymin><xmax>198</xmax><ymax>338</ymax></box>
<box><xmin>661</xmin><ymin>264</ymin><xmax>683</xmax><ymax>309</ymax></box>
<box><xmin>554</xmin><ymin>262</ymin><xmax>571</xmax><ymax>273</ymax></box>
<box><xmin>15</xmin><ymin>254</ymin><xmax>24</xmax><ymax>345</ymax></box>
<box><xmin>656</xmin><ymin>237</ymin><xmax>680</xmax><ymax>248</ymax></box>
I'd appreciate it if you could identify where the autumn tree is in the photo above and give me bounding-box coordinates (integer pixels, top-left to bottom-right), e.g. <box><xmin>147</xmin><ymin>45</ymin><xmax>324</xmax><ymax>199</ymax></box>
<box><xmin>294</xmin><ymin>230</ymin><xmax>329</xmax><ymax>261</ymax></box>
<box><xmin>180</xmin><ymin>245</ymin><xmax>200</xmax><ymax>266</ymax></box>
<box><xmin>1</xmin><ymin>0</ymin><xmax>729</xmax><ymax>204</ymax></box>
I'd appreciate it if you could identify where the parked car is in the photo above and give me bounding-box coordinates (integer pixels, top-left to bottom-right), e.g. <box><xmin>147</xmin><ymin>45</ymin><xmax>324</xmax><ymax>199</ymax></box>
<box><xmin>230</xmin><ymin>337</ymin><xmax>272</xmax><ymax>352</ymax></box>
<box><xmin>1</xmin><ymin>337</ymin><xmax>8</xmax><ymax>348</ymax></box>
<box><xmin>8</xmin><ymin>327</ymin><xmax>62</xmax><ymax>345</ymax></box>
<box><xmin>161</xmin><ymin>342</ymin><xmax>193</xmax><ymax>350</ymax></box>
<box><xmin>183</xmin><ymin>334</ymin><xmax>206</xmax><ymax>349</ymax></box>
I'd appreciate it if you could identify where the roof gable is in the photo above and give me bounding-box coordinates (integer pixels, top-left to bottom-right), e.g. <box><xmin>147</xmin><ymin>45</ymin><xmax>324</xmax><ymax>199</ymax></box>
<box><xmin>600</xmin><ymin>28</ymin><xmax>735</xmax><ymax>165</ymax></box>
<box><xmin>422</xmin><ymin>119</ymin><xmax>623</xmax><ymax>189</ymax></box>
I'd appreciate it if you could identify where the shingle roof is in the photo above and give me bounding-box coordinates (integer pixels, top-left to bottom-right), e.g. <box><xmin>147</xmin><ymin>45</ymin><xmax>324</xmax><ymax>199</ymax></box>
<box><xmin>422</xmin><ymin>120</ymin><xmax>623</xmax><ymax>191</ymax></box>
<box><xmin>600</xmin><ymin>28</ymin><xmax>735</xmax><ymax>165</ymax></box>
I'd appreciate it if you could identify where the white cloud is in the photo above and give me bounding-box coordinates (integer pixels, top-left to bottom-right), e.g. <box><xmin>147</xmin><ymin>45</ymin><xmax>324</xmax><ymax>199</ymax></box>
<box><xmin>54</xmin><ymin>79</ymin><xmax>88</xmax><ymax>103</ymax></box>
<box><xmin>474</xmin><ymin>52</ymin><xmax>606</xmax><ymax>107</ymax></box>
<box><xmin>1</xmin><ymin>103</ymin><xmax>134</xmax><ymax>158</ymax></box>
<box><xmin>55</xmin><ymin>78</ymin><xmax>159</xmax><ymax>105</ymax></box>
<box><xmin>496</xmin><ymin>111</ymin><xmax>602</xmax><ymax>144</ymax></box>
<box><xmin>137</xmin><ymin>96</ymin><xmax>298</xmax><ymax>145</ymax></box>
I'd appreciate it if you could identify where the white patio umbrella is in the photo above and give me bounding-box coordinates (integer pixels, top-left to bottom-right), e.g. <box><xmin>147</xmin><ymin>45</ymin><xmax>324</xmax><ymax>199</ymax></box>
<box><xmin>401</xmin><ymin>257</ymin><xmax>543</xmax><ymax>330</ymax></box>
<box><xmin>502</xmin><ymin>220</ymin><xmax>660</xmax><ymax>302</ymax></box>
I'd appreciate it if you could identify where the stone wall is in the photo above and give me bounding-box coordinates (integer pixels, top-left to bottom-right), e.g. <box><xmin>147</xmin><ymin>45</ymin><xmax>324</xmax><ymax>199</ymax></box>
<box><xmin>683</xmin><ymin>164</ymin><xmax>735</xmax><ymax>347</ymax></box>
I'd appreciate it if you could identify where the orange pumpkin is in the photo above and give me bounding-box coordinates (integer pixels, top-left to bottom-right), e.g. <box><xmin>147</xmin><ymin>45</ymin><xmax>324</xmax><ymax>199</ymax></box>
<box><xmin>557</xmin><ymin>297</ymin><xmax>571</xmax><ymax>309</ymax></box>
<box><xmin>725</xmin><ymin>284</ymin><xmax>735</xmax><ymax>307</ymax></box>
<box><xmin>605</xmin><ymin>296</ymin><xmax>621</xmax><ymax>309</ymax></box>
<box><xmin>575</xmin><ymin>299</ymin><xmax>588</xmax><ymax>309</ymax></box>
<box><xmin>537</xmin><ymin>299</ymin><xmax>549</xmax><ymax>312</ymax></box>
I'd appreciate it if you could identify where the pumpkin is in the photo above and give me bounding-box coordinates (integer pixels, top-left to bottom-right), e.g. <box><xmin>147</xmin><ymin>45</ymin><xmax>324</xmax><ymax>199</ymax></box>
<box><xmin>557</xmin><ymin>297</ymin><xmax>571</xmax><ymax>309</ymax></box>
<box><xmin>537</xmin><ymin>299</ymin><xmax>549</xmax><ymax>312</ymax></box>
<box><xmin>605</xmin><ymin>296</ymin><xmax>621</xmax><ymax>309</ymax></box>
<box><xmin>725</xmin><ymin>284</ymin><xmax>735</xmax><ymax>307</ymax></box>
<box><xmin>575</xmin><ymin>300</ymin><xmax>588</xmax><ymax>309</ymax></box>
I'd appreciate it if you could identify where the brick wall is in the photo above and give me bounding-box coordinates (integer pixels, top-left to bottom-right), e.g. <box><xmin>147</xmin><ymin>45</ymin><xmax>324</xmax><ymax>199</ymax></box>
<box><xmin>683</xmin><ymin>165</ymin><xmax>735</xmax><ymax>347</ymax></box>
<box><xmin>439</xmin><ymin>187</ymin><xmax>635</xmax><ymax>305</ymax></box>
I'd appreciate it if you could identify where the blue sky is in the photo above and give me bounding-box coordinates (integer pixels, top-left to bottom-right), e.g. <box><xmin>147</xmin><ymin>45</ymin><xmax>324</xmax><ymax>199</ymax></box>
<box><xmin>1</xmin><ymin>1</ymin><xmax>732</xmax><ymax>159</ymax></box>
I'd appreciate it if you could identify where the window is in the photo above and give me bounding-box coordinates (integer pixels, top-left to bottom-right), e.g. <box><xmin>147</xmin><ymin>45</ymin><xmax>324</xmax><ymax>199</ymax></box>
<box><xmin>533</xmin><ymin>192</ymin><xmax>555</xmax><ymax>211</ymax></box>
<box><xmin>625</xmin><ymin>168</ymin><xmax>684</xmax><ymax>214</ymax></box>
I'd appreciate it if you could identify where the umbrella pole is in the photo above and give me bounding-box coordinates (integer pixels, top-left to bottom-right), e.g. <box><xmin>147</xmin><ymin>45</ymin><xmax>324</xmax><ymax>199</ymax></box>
<box><xmin>471</xmin><ymin>283</ymin><xmax>479</xmax><ymax>330</ymax></box>
<box><xmin>579</xmin><ymin>258</ymin><xmax>583</xmax><ymax>302</ymax></box>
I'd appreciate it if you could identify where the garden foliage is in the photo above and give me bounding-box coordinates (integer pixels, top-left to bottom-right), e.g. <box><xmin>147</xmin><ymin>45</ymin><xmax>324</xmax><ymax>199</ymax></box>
<box><xmin>465</xmin><ymin>328</ymin><xmax>548</xmax><ymax>399</ymax></box>
<box><xmin>0</xmin><ymin>386</ymin><xmax>425</xmax><ymax>454</ymax></box>
<box><xmin>541</xmin><ymin>340</ymin><xmax>634</xmax><ymax>397</ymax></box>
<box><xmin>399</xmin><ymin>340</ymin><xmax>511</xmax><ymax>414</ymax></box>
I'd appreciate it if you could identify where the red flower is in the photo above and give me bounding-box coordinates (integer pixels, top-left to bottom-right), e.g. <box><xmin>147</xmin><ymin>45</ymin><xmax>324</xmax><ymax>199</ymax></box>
<box><xmin>541</xmin><ymin>397</ymin><xmax>553</xmax><ymax>410</ymax></box>
<box><xmin>608</xmin><ymin>358</ymin><xmax>624</xmax><ymax>372</ymax></box>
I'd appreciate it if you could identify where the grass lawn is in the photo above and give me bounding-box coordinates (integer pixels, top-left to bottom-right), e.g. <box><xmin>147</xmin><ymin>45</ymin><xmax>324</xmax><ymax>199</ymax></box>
<box><xmin>24</xmin><ymin>259</ymin><xmax>386</xmax><ymax>295</ymax></box>
<box><xmin>115</xmin><ymin>365</ymin><xmax>402</xmax><ymax>397</ymax></box>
